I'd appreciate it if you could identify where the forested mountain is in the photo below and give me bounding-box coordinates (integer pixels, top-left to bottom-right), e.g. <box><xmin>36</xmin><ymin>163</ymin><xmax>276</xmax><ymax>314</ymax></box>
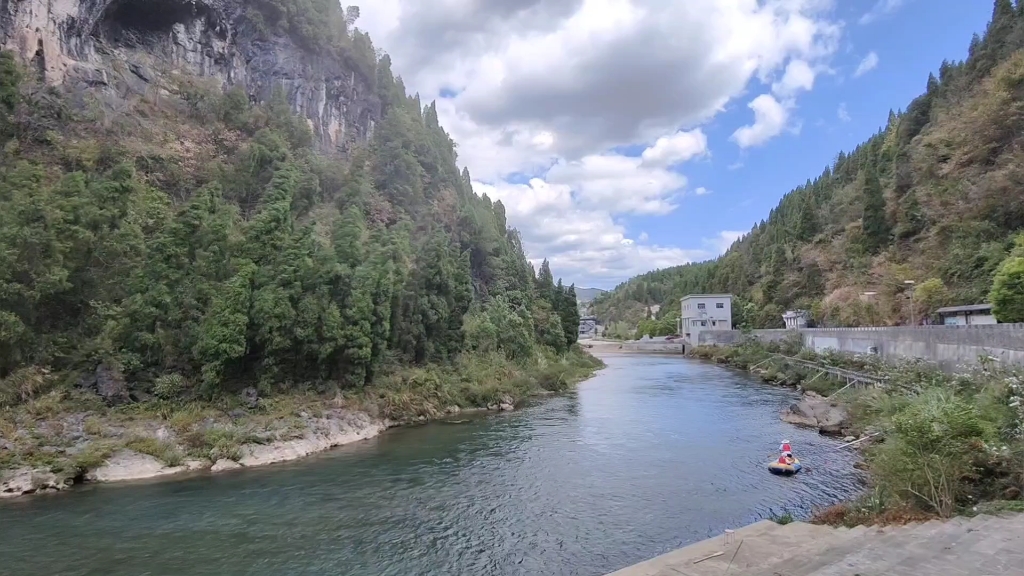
<box><xmin>575</xmin><ymin>288</ymin><xmax>607</xmax><ymax>304</ymax></box>
<box><xmin>0</xmin><ymin>3</ymin><xmax>582</xmax><ymax>400</ymax></box>
<box><xmin>595</xmin><ymin>0</ymin><xmax>1024</xmax><ymax>332</ymax></box>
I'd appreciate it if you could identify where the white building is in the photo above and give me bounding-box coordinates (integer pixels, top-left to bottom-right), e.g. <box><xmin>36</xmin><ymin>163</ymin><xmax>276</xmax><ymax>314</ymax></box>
<box><xmin>679</xmin><ymin>294</ymin><xmax>733</xmax><ymax>344</ymax></box>
<box><xmin>782</xmin><ymin>310</ymin><xmax>810</xmax><ymax>329</ymax></box>
<box><xmin>935</xmin><ymin>304</ymin><xmax>997</xmax><ymax>326</ymax></box>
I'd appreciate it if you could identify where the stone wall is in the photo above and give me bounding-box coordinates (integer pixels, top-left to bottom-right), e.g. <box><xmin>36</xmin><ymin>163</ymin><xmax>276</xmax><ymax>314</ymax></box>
<box><xmin>698</xmin><ymin>325</ymin><xmax>1024</xmax><ymax>371</ymax></box>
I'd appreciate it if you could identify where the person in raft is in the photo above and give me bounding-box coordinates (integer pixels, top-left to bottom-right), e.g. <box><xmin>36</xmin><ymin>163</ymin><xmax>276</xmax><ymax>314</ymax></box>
<box><xmin>778</xmin><ymin>440</ymin><xmax>795</xmax><ymax>465</ymax></box>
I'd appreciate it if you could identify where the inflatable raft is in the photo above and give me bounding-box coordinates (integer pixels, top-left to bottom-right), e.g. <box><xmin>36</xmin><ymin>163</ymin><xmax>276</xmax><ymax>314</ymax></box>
<box><xmin>768</xmin><ymin>458</ymin><xmax>802</xmax><ymax>476</ymax></box>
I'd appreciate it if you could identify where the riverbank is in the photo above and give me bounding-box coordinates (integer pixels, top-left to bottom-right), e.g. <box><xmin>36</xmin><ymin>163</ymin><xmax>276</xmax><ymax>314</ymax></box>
<box><xmin>1</xmin><ymin>349</ymin><xmax>605</xmax><ymax>499</ymax></box>
<box><xmin>689</xmin><ymin>337</ymin><xmax>1024</xmax><ymax>525</ymax></box>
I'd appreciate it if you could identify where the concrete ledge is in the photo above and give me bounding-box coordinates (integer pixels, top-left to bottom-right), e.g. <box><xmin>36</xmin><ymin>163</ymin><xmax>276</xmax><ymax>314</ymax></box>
<box><xmin>698</xmin><ymin>325</ymin><xmax>1024</xmax><ymax>371</ymax></box>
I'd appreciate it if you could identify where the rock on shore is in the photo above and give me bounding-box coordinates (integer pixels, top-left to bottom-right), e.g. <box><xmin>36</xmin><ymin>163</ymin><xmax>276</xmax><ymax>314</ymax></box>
<box><xmin>781</xmin><ymin>391</ymin><xmax>850</xmax><ymax>435</ymax></box>
<box><xmin>238</xmin><ymin>410</ymin><xmax>385</xmax><ymax>467</ymax></box>
<box><xmin>1</xmin><ymin>410</ymin><xmax>387</xmax><ymax>499</ymax></box>
<box><xmin>1</xmin><ymin>467</ymin><xmax>73</xmax><ymax>497</ymax></box>
<box><xmin>85</xmin><ymin>451</ymin><xmax>207</xmax><ymax>483</ymax></box>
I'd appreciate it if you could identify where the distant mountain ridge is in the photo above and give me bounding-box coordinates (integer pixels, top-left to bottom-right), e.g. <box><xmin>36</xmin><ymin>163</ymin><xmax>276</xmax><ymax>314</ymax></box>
<box><xmin>575</xmin><ymin>287</ymin><xmax>607</xmax><ymax>304</ymax></box>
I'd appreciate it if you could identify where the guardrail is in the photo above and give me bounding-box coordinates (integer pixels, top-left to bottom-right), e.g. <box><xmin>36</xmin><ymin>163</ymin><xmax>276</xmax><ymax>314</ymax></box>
<box><xmin>752</xmin><ymin>354</ymin><xmax>887</xmax><ymax>394</ymax></box>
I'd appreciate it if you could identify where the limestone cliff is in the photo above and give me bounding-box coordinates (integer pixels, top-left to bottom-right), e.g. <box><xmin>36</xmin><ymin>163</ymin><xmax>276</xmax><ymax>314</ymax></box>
<box><xmin>0</xmin><ymin>0</ymin><xmax>378</xmax><ymax>151</ymax></box>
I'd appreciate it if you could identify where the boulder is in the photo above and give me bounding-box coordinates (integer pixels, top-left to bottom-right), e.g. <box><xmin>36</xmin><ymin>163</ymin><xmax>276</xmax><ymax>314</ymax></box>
<box><xmin>95</xmin><ymin>363</ymin><xmax>130</xmax><ymax>406</ymax></box>
<box><xmin>210</xmin><ymin>459</ymin><xmax>242</xmax><ymax>473</ymax></box>
<box><xmin>1</xmin><ymin>467</ymin><xmax>70</xmax><ymax>498</ymax></box>
<box><xmin>85</xmin><ymin>450</ymin><xmax>185</xmax><ymax>483</ymax></box>
<box><xmin>241</xmin><ymin>386</ymin><xmax>260</xmax><ymax>410</ymax></box>
<box><xmin>780</xmin><ymin>391</ymin><xmax>849</xmax><ymax>435</ymax></box>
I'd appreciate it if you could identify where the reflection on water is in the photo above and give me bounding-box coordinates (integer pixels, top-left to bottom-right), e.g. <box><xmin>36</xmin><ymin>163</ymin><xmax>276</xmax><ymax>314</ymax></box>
<box><xmin>0</xmin><ymin>354</ymin><xmax>864</xmax><ymax>576</ymax></box>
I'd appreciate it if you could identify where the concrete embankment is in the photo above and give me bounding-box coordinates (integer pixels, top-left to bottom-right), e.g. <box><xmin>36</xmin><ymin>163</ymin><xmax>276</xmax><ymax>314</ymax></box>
<box><xmin>581</xmin><ymin>339</ymin><xmax>684</xmax><ymax>355</ymax></box>
<box><xmin>605</xmin><ymin>513</ymin><xmax>1023</xmax><ymax>575</ymax></box>
<box><xmin>699</xmin><ymin>324</ymin><xmax>1024</xmax><ymax>371</ymax></box>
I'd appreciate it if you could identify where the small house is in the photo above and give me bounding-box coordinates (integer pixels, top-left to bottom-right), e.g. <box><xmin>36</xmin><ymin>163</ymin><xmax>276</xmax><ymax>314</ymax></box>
<box><xmin>782</xmin><ymin>310</ymin><xmax>810</xmax><ymax>329</ymax></box>
<box><xmin>935</xmin><ymin>304</ymin><xmax>996</xmax><ymax>326</ymax></box>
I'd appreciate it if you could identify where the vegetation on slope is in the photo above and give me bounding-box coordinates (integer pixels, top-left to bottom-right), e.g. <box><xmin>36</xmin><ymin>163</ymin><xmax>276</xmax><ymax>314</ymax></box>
<box><xmin>595</xmin><ymin>0</ymin><xmax>1024</xmax><ymax>330</ymax></box>
<box><xmin>0</xmin><ymin>3</ymin><xmax>599</xmax><ymax>475</ymax></box>
<box><xmin>691</xmin><ymin>338</ymin><xmax>1024</xmax><ymax>522</ymax></box>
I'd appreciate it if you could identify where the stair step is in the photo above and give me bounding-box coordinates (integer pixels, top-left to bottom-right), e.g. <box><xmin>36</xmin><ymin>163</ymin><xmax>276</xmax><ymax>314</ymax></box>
<box><xmin>746</xmin><ymin>524</ymin><xmax>907</xmax><ymax>576</ymax></box>
<box><xmin>804</xmin><ymin>519</ymin><xmax>965</xmax><ymax>576</ymax></box>
<box><xmin>606</xmin><ymin>520</ymin><xmax>784</xmax><ymax>576</ymax></box>
<box><xmin>715</xmin><ymin>523</ymin><xmax>874</xmax><ymax>576</ymax></box>
<box><xmin>606</xmin><ymin>513</ymin><xmax>1024</xmax><ymax>576</ymax></box>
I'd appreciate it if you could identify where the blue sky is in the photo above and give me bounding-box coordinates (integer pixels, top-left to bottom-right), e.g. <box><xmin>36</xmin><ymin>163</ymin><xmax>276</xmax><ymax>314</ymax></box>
<box><xmin>624</xmin><ymin>1</ymin><xmax>994</xmax><ymax>274</ymax></box>
<box><xmin>360</xmin><ymin>0</ymin><xmax>996</xmax><ymax>289</ymax></box>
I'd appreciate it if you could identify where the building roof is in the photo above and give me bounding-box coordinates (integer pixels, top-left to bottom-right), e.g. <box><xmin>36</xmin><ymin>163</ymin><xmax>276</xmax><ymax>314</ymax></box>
<box><xmin>680</xmin><ymin>294</ymin><xmax>733</xmax><ymax>300</ymax></box>
<box><xmin>935</xmin><ymin>304</ymin><xmax>993</xmax><ymax>314</ymax></box>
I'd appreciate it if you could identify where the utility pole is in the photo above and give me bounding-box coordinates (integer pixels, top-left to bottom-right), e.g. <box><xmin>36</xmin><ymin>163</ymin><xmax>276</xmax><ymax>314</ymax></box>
<box><xmin>904</xmin><ymin>280</ymin><xmax>916</xmax><ymax>326</ymax></box>
<box><xmin>862</xmin><ymin>292</ymin><xmax>878</xmax><ymax>326</ymax></box>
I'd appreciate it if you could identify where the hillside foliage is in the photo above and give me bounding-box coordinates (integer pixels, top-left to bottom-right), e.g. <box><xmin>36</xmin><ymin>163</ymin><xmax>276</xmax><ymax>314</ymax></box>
<box><xmin>0</xmin><ymin>9</ymin><xmax>583</xmax><ymax>403</ymax></box>
<box><xmin>595</xmin><ymin>0</ymin><xmax>1024</xmax><ymax>330</ymax></box>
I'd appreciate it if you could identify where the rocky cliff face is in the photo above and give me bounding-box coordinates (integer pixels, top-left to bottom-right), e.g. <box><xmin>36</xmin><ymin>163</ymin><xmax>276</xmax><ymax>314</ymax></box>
<box><xmin>0</xmin><ymin>0</ymin><xmax>378</xmax><ymax>151</ymax></box>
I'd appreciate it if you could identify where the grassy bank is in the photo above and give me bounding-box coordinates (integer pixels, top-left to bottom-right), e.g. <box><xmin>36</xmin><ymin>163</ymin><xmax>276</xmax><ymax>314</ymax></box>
<box><xmin>690</xmin><ymin>338</ymin><xmax>1024</xmax><ymax>525</ymax></box>
<box><xmin>0</xmin><ymin>347</ymin><xmax>604</xmax><ymax>486</ymax></box>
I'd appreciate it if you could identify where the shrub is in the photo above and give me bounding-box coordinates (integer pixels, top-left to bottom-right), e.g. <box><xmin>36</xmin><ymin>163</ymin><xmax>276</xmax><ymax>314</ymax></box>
<box><xmin>125</xmin><ymin>436</ymin><xmax>184</xmax><ymax>467</ymax></box>
<box><xmin>153</xmin><ymin>374</ymin><xmax>187</xmax><ymax>400</ymax></box>
<box><xmin>870</xmin><ymin>390</ymin><xmax>993</xmax><ymax>517</ymax></box>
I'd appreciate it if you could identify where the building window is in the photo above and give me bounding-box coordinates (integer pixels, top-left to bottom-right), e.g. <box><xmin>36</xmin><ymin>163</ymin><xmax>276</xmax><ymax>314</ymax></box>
<box><xmin>701</xmin><ymin>321</ymin><xmax>707</xmax><ymax>326</ymax></box>
<box><xmin>716</xmin><ymin>303</ymin><xmax>724</xmax><ymax>309</ymax></box>
<box><xmin>697</xmin><ymin>303</ymin><xmax>706</xmax><ymax>310</ymax></box>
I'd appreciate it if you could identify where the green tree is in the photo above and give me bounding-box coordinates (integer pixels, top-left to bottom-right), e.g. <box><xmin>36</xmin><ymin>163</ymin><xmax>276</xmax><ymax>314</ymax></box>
<box><xmin>861</xmin><ymin>167</ymin><xmax>890</xmax><ymax>253</ymax></box>
<box><xmin>990</xmin><ymin>235</ymin><xmax>1024</xmax><ymax>322</ymax></box>
<box><xmin>795</xmin><ymin>193</ymin><xmax>818</xmax><ymax>241</ymax></box>
<box><xmin>914</xmin><ymin>278</ymin><xmax>951</xmax><ymax>319</ymax></box>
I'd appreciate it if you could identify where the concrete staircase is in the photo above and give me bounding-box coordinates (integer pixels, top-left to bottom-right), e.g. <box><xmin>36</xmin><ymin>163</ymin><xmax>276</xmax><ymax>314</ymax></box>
<box><xmin>605</xmin><ymin>513</ymin><xmax>1024</xmax><ymax>576</ymax></box>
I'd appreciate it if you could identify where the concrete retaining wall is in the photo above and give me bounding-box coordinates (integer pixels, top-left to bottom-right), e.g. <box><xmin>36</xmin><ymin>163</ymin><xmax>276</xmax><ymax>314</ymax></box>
<box><xmin>698</xmin><ymin>324</ymin><xmax>1024</xmax><ymax>371</ymax></box>
<box><xmin>616</xmin><ymin>340</ymin><xmax>685</xmax><ymax>354</ymax></box>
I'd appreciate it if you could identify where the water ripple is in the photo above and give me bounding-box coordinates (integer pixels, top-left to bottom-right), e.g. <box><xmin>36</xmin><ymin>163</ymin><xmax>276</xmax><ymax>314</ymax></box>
<box><xmin>0</xmin><ymin>354</ymin><xmax>864</xmax><ymax>576</ymax></box>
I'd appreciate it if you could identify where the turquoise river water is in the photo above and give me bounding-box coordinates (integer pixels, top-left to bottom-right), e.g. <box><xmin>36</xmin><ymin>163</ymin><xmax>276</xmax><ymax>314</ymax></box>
<box><xmin>0</xmin><ymin>353</ymin><xmax>864</xmax><ymax>575</ymax></box>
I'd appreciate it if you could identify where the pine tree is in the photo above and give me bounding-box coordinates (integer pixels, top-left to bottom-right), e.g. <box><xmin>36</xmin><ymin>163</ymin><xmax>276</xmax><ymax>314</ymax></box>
<box><xmin>795</xmin><ymin>194</ymin><xmax>818</xmax><ymax>241</ymax></box>
<box><xmin>861</xmin><ymin>167</ymin><xmax>891</xmax><ymax>253</ymax></box>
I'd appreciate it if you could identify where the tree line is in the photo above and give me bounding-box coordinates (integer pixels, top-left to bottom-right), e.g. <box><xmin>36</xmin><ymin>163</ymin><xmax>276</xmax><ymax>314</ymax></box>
<box><xmin>0</xmin><ymin>7</ymin><xmax>582</xmax><ymax>401</ymax></box>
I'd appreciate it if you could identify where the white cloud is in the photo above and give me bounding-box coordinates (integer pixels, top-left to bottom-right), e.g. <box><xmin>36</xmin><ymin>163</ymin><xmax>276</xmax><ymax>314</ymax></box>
<box><xmin>837</xmin><ymin>102</ymin><xmax>851</xmax><ymax>122</ymax></box>
<box><xmin>772</xmin><ymin>59</ymin><xmax>817</xmax><ymax>97</ymax></box>
<box><xmin>854</xmin><ymin>52</ymin><xmax>879</xmax><ymax>77</ymax></box>
<box><xmin>474</xmin><ymin>179</ymin><xmax>710</xmax><ymax>284</ymax></box>
<box><xmin>638</xmin><ymin>232</ymin><xmax>650</xmax><ymax>242</ymax></box>
<box><xmin>546</xmin><ymin>153</ymin><xmax>687</xmax><ymax>215</ymax></box>
<box><xmin>641</xmin><ymin>129</ymin><xmax>708</xmax><ymax>167</ymax></box>
<box><xmin>704</xmin><ymin>231</ymin><xmax>746</xmax><ymax>254</ymax></box>
<box><xmin>694</xmin><ymin>187</ymin><xmax>711</xmax><ymax>196</ymax></box>
<box><xmin>859</xmin><ymin>0</ymin><xmax>904</xmax><ymax>25</ymax></box>
<box><xmin>731</xmin><ymin>94</ymin><xmax>790</xmax><ymax>148</ymax></box>
<box><xmin>355</xmin><ymin>0</ymin><xmax>844</xmax><ymax>285</ymax></box>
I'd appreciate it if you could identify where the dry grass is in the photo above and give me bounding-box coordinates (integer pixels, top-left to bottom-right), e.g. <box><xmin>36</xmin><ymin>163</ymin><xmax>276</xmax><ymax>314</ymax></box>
<box><xmin>811</xmin><ymin>501</ymin><xmax>935</xmax><ymax>528</ymax></box>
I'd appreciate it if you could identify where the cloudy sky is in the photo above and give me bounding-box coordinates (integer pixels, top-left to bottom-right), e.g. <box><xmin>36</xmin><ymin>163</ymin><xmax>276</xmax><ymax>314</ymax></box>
<box><xmin>355</xmin><ymin>0</ymin><xmax>992</xmax><ymax>289</ymax></box>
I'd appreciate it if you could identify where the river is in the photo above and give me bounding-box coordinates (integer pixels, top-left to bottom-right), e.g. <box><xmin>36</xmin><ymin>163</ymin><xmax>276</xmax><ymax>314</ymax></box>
<box><xmin>0</xmin><ymin>354</ymin><xmax>864</xmax><ymax>576</ymax></box>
